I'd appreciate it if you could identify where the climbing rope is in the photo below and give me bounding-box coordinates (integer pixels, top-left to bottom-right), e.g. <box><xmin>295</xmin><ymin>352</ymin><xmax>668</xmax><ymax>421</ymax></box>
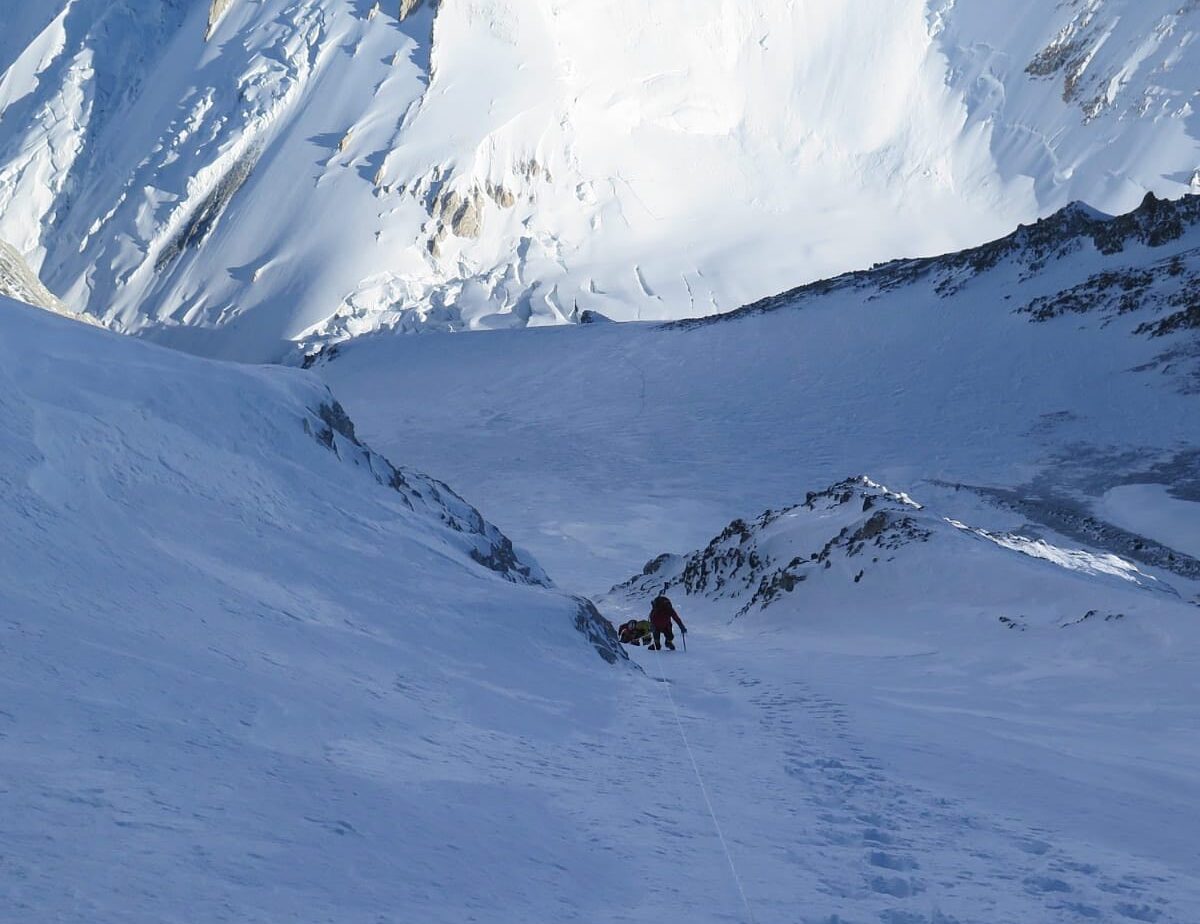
<box><xmin>647</xmin><ymin>639</ymin><xmax>759</xmax><ymax>924</ymax></box>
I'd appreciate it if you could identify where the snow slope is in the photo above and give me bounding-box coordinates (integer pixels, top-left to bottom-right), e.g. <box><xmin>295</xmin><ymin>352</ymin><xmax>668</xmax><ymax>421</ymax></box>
<box><xmin>315</xmin><ymin>194</ymin><xmax>1200</xmax><ymax>921</ymax></box>
<box><xmin>602</xmin><ymin>476</ymin><xmax>1200</xmax><ymax>923</ymax></box>
<box><xmin>323</xmin><ymin>192</ymin><xmax>1200</xmax><ymax>590</ymax></box>
<box><xmin>16</xmin><ymin>292</ymin><xmax>1195</xmax><ymax>924</ymax></box>
<box><xmin>603</xmin><ymin>555</ymin><xmax>1200</xmax><ymax>924</ymax></box>
<box><xmin>0</xmin><ymin>295</ymin><xmax>671</xmax><ymax>922</ymax></box>
<box><xmin>2</xmin><ymin>0</ymin><xmax>1199</xmax><ymax>357</ymax></box>
<box><xmin>4</xmin><ymin>197</ymin><xmax>1200</xmax><ymax>924</ymax></box>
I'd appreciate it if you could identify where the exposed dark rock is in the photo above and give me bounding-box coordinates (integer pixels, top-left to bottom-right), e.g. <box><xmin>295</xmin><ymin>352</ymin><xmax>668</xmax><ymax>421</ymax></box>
<box><xmin>675</xmin><ymin>194</ymin><xmax>1200</xmax><ymax>331</ymax></box>
<box><xmin>317</xmin><ymin>401</ymin><xmax>358</xmax><ymax>443</ymax></box>
<box><xmin>302</xmin><ymin>344</ymin><xmax>341</xmax><ymax>369</ymax></box>
<box><xmin>303</xmin><ymin>392</ymin><xmax>546</xmax><ymax>587</ymax></box>
<box><xmin>1136</xmin><ymin>302</ymin><xmax>1200</xmax><ymax>337</ymax></box>
<box><xmin>1062</xmin><ymin>609</ymin><xmax>1127</xmax><ymax>627</ymax></box>
<box><xmin>470</xmin><ymin>539</ymin><xmax>531</xmax><ymax>583</ymax></box>
<box><xmin>609</xmin><ymin>476</ymin><xmax>933</xmax><ymax>618</ymax></box>
<box><xmin>1020</xmin><ymin>268</ymin><xmax>1157</xmax><ymax>323</ymax></box>
<box><xmin>856</xmin><ymin>512</ymin><xmax>889</xmax><ymax>542</ymax></box>
<box><xmin>640</xmin><ymin>553</ymin><xmax>674</xmax><ymax>576</ymax></box>
<box><xmin>571</xmin><ymin>597</ymin><xmax>626</xmax><ymax>664</ymax></box>
<box><xmin>156</xmin><ymin>149</ymin><xmax>259</xmax><ymax>272</ymax></box>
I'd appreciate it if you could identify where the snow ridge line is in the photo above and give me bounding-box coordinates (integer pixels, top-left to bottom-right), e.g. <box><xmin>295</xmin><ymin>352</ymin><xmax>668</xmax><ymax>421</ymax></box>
<box><xmin>649</xmin><ymin>649</ymin><xmax>758</xmax><ymax>924</ymax></box>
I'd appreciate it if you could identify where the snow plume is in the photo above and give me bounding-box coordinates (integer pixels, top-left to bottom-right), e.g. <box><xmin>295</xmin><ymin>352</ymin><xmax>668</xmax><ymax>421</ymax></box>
<box><xmin>1</xmin><ymin>1</ymin><xmax>1199</xmax><ymax>357</ymax></box>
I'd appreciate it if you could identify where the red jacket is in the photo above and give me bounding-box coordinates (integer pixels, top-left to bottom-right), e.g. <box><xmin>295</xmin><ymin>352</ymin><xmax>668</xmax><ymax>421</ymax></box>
<box><xmin>649</xmin><ymin>596</ymin><xmax>685</xmax><ymax>632</ymax></box>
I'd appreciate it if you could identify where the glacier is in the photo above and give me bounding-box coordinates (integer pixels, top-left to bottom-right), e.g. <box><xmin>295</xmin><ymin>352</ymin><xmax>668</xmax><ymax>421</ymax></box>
<box><xmin>1</xmin><ymin>0</ymin><xmax>1199</xmax><ymax>357</ymax></box>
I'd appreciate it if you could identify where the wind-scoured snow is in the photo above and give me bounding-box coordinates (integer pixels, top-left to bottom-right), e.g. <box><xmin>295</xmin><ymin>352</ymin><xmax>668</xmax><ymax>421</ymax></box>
<box><xmin>1098</xmin><ymin>483</ymin><xmax>1200</xmax><ymax>559</ymax></box>
<box><xmin>2</xmin><ymin>1</ymin><xmax>1199</xmax><ymax>357</ymax></box>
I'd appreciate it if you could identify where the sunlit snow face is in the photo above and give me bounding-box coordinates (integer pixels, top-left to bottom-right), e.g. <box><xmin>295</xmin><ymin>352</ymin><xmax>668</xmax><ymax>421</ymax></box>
<box><xmin>2</xmin><ymin>0</ymin><xmax>1198</xmax><ymax>355</ymax></box>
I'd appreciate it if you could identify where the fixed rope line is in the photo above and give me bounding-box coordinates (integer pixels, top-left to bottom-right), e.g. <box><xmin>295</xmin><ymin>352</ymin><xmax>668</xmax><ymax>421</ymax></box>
<box><xmin>649</xmin><ymin>640</ymin><xmax>758</xmax><ymax>924</ymax></box>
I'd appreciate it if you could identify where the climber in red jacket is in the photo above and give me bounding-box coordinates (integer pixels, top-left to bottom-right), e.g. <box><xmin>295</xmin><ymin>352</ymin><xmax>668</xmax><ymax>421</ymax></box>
<box><xmin>648</xmin><ymin>593</ymin><xmax>687</xmax><ymax>650</ymax></box>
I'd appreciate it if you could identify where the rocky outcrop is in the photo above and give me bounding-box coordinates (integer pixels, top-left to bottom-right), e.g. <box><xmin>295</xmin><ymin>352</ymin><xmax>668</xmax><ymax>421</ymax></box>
<box><xmin>206</xmin><ymin>0</ymin><xmax>235</xmax><ymax>40</ymax></box>
<box><xmin>1019</xmin><ymin>248</ymin><xmax>1200</xmax><ymax>334</ymax></box>
<box><xmin>576</xmin><ymin>309</ymin><xmax>613</xmax><ymax>324</ymax></box>
<box><xmin>1024</xmin><ymin>2</ymin><xmax>1198</xmax><ymax>121</ymax></box>
<box><xmin>571</xmin><ymin>597</ymin><xmax>625</xmax><ymax>664</ymax></box>
<box><xmin>607</xmin><ymin>475</ymin><xmax>1183</xmax><ymax>623</ymax></box>
<box><xmin>385</xmin><ymin>159</ymin><xmax>546</xmax><ymax>258</ymax></box>
<box><xmin>486</xmin><ymin>181</ymin><xmax>516</xmax><ymax>209</ymax></box>
<box><xmin>425</xmin><ymin>183</ymin><xmax>503</xmax><ymax>256</ymax></box>
<box><xmin>299</xmin><ymin>394</ymin><xmax>627</xmax><ymax>662</ymax></box>
<box><xmin>0</xmin><ymin>241</ymin><xmax>65</xmax><ymax>314</ymax></box>
<box><xmin>696</xmin><ymin>193</ymin><xmax>1200</xmax><ymax>354</ymax></box>
<box><xmin>399</xmin><ymin>0</ymin><xmax>440</xmax><ymax>21</ymax></box>
<box><xmin>1025</xmin><ymin>4</ymin><xmax>1104</xmax><ymax>106</ymax></box>
<box><xmin>435</xmin><ymin>187</ymin><xmax>484</xmax><ymax>239</ymax></box>
<box><xmin>156</xmin><ymin>149</ymin><xmax>259</xmax><ymax>272</ymax></box>
<box><xmin>303</xmin><ymin>398</ymin><xmax>549</xmax><ymax>587</ymax></box>
<box><xmin>608</xmin><ymin>477</ymin><xmax>933</xmax><ymax>617</ymax></box>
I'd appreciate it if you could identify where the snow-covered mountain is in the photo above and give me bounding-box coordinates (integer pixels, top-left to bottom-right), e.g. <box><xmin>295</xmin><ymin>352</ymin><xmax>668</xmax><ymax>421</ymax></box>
<box><xmin>2</xmin><ymin>0</ymin><xmax>1199</xmax><ymax>358</ymax></box>
<box><xmin>5</xmin><ymin>7</ymin><xmax>1200</xmax><ymax>919</ymax></box>
<box><xmin>321</xmin><ymin>191</ymin><xmax>1200</xmax><ymax>589</ymax></box>
<box><xmin>711</xmin><ymin>190</ymin><xmax>1200</xmax><ymax>338</ymax></box>
<box><xmin>606</xmin><ymin>475</ymin><xmax>1196</xmax><ymax>623</ymax></box>
<box><xmin>314</xmin><ymin>188</ymin><xmax>1200</xmax><ymax>923</ymax></box>
<box><xmin>5</xmin><ymin>261</ymin><xmax>1199</xmax><ymax>919</ymax></box>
